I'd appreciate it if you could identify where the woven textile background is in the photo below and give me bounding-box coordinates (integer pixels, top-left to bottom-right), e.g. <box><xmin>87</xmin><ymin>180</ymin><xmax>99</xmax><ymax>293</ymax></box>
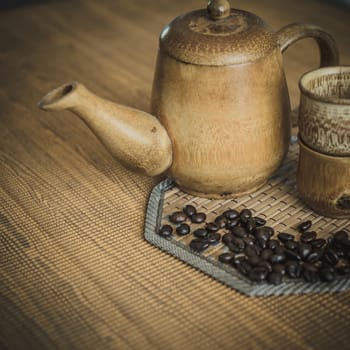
<box><xmin>1</xmin><ymin>0</ymin><xmax>350</xmax><ymax>348</ymax></box>
<box><xmin>1</xmin><ymin>145</ymin><xmax>350</xmax><ymax>349</ymax></box>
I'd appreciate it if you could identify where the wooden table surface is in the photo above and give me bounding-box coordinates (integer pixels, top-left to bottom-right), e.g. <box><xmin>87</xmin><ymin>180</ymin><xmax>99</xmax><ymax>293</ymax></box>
<box><xmin>1</xmin><ymin>1</ymin><xmax>350</xmax><ymax>349</ymax></box>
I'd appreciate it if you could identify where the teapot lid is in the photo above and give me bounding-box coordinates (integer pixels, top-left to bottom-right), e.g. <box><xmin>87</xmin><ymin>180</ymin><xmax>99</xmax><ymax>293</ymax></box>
<box><xmin>159</xmin><ymin>0</ymin><xmax>278</xmax><ymax>66</ymax></box>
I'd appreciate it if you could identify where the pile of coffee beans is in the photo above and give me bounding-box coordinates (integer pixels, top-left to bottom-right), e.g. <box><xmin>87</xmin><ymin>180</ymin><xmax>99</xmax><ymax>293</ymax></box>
<box><xmin>158</xmin><ymin>205</ymin><xmax>350</xmax><ymax>285</ymax></box>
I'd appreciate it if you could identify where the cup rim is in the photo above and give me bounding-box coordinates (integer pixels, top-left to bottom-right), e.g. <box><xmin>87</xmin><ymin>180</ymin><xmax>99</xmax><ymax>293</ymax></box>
<box><xmin>299</xmin><ymin>136</ymin><xmax>350</xmax><ymax>160</ymax></box>
<box><xmin>299</xmin><ymin>66</ymin><xmax>350</xmax><ymax>105</ymax></box>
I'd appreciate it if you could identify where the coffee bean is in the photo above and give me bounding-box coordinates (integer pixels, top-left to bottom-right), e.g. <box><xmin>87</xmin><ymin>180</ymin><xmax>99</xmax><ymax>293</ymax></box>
<box><xmin>324</xmin><ymin>264</ymin><xmax>337</xmax><ymax>273</ymax></box>
<box><xmin>254</xmin><ymin>216</ymin><xmax>266</xmax><ymax>227</ymax></box>
<box><xmin>214</xmin><ymin>215</ymin><xmax>227</xmax><ymax>228</ymax></box>
<box><xmin>323</xmin><ymin>249</ymin><xmax>339</xmax><ymax>265</ymax></box>
<box><xmin>267</xmin><ymin>239</ymin><xmax>280</xmax><ymax>251</ymax></box>
<box><xmin>231</xmin><ymin>237</ymin><xmax>245</xmax><ymax>251</ymax></box>
<box><xmin>247</xmin><ymin>254</ymin><xmax>261</xmax><ymax>266</ymax></box>
<box><xmin>333</xmin><ymin>237</ymin><xmax>347</xmax><ymax>250</ymax></box>
<box><xmin>223</xmin><ymin>209</ymin><xmax>239</xmax><ymax>220</ymax></box>
<box><xmin>158</xmin><ymin>224</ymin><xmax>173</xmax><ymax>238</ymax></box>
<box><xmin>243</xmin><ymin>237</ymin><xmax>255</xmax><ymax>246</ymax></box>
<box><xmin>284</xmin><ymin>249</ymin><xmax>301</xmax><ymax>261</ymax></box>
<box><xmin>334</xmin><ymin>248</ymin><xmax>346</xmax><ymax>258</ymax></box>
<box><xmin>244</xmin><ymin>218</ymin><xmax>256</xmax><ymax>233</ymax></box>
<box><xmin>169</xmin><ymin>211</ymin><xmax>187</xmax><ymax>224</ymax></box>
<box><xmin>227</xmin><ymin>241</ymin><xmax>243</xmax><ymax>253</ymax></box>
<box><xmin>298</xmin><ymin>243</ymin><xmax>312</xmax><ymax>259</ymax></box>
<box><xmin>339</xmin><ymin>239</ymin><xmax>350</xmax><ymax>250</ymax></box>
<box><xmin>245</xmin><ymin>245</ymin><xmax>259</xmax><ymax>257</ymax></box>
<box><xmin>248</xmin><ymin>267</ymin><xmax>268</xmax><ymax>282</ymax></box>
<box><xmin>257</xmin><ymin>237</ymin><xmax>268</xmax><ymax>249</ymax></box>
<box><xmin>261</xmin><ymin>249</ymin><xmax>273</xmax><ymax>261</ymax></box>
<box><xmin>275</xmin><ymin>246</ymin><xmax>285</xmax><ymax>255</ymax></box>
<box><xmin>207</xmin><ymin>232</ymin><xmax>221</xmax><ymax>245</ymax></box>
<box><xmin>189</xmin><ymin>239</ymin><xmax>209</xmax><ymax>252</ymax></box>
<box><xmin>183</xmin><ymin>204</ymin><xmax>196</xmax><ymax>218</ymax></box>
<box><xmin>193</xmin><ymin>228</ymin><xmax>208</xmax><ymax>239</ymax></box>
<box><xmin>176</xmin><ymin>223</ymin><xmax>191</xmax><ymax>236</ymax></box>
<box><xmin>240</xmin><ymin>209</ymin><xmax>252</xmax><ymax>221</ymax></box>
<box><xmin>337</xmin><ymin>260</ymin><xmax>350</xmax><ymax>275</ymax></box>
<box><xmin>270</xmin><ymin>253</ymin><xmax>286</xmax><ymax>264</ymax></box>
<box><xmin>327</xmin><ymin>237</ymin><xmax>334</xmax><ymax>246</ymax></box>
<box><xmin>264</xmin><ymin>227</ymin><xmax>275</xmax><ymax>237</ymax></box>
<box><xmin>303</xmin><ymin>263</ymin><xmax>319</xmax><ymax>283</ymax></box>
<box><xmin>268</xmin><ymin>272</ymin><xmax>283</xmax><ymax>285</ymax></box>
<box><xmin>303</xmin><ymin>263</ymin><xmax>319</xmax><ymax>273</ymax></box>
<box><xmin>311</xmin><ymin>238</ymin><xmax>326</xmax><ymax>249</ymax></box>
<box><xmin>233</xmin><ymin>253</ymin><xmax>247</xmax><ymax>265</ymax></box>
<box><xmin>320</xmin><ymin>268</ymin><xmax>336</xmax><ymax>282</ymax></box>
<box><xmin>286</xmin><ymin>261</ymin><xmax>302</xmax><ymax>278</ymax></box>
<box><xmin>181</xmin><ymin>204</ymin><xmax>349</xmax><ymax>285</ymax></box>
<box><xmin>298</xmin><ymin>220</ymin><xmax>312</xmax><ymax>232</ymax></box>
<box><xmin>255</xmin><ymin>228</ymin><xmax>272</xmax><ymax>248</ymax></box>
<box><xmin>306</xmin><ymin>250</ymin><xmax>323</xmax><ymax>263</ymax></box>
<box><xmin>300</xmin><ymin>231</ymin><xmax>317</xmax><ymax>243</ymax></box>
<box><xmin>219</xmin><ymin>252</ymin><xmax>235</xmax><ymax>264</ymax></box>
<box><xmin>254</xmin><ymin>245</ymin><xmax>263</xmax><ymax>256</ymax></box>
<box><xmin>255</xmin><ymin>227</ymin><xmax>274</xmax><ymax>240</ymax></box>
<box><xmin>235</xmin><ymin>261</ymin><xmax>252</xmax><ymax>275</ymax></box>
<box><xmin>278</xmin><ymin>232</ymin><xmax>295</xmax><ymax>243</ymax></box>
<box><xmin>332</xmin><ymin>236</ymin><xmax>350</xmax><ymax>252</ymax></box>
<box><xmin>206</xmin><ymin>222</ymin><xmax>219</xmax><ymax>232</ymax></box>
<box><xmin>222</xmin><ymin>232</ymin><xmax>234</xmax><ymax>245</ymax></box>
<box><xmin>231</xmin><ymin>226</ymin><xmax>248</xmax><ymax>238</ymax></box>
<box><xmin>338</xmin><ymin>265</ymin><xmax>350</xmax><ymax>275</ymax></box>
<box><xmin>191</xmin><ymin>212</ymin><xmax>206</xmax><ymax>224</ymax></box>
<box><xmin>284</xmin><ymin>240</ymin><xmax>298</xmax><ymax>251</ymax></box>
<box><xmin>257</xmin><ymin>260</ymin><xmax>272</xmax><ymax>273</ymax></box>
<box><xmin>225</xmin><ymin>218</ymin><xmax>240</xmax><ymax>229</ymax></box>
<box><xmin>334</xmin><ymin>230</ymin><xmax>349</xmax><ymax>242</ymax></box>
<box><xmin>272</xmin><ymin>264</ymin><xmax>286</xmax><ymax>275</ymax></box>
<box><xmin>303</xmin><ymin>271</ymin><xmax>318</xmax><ymax>283</ymax></box>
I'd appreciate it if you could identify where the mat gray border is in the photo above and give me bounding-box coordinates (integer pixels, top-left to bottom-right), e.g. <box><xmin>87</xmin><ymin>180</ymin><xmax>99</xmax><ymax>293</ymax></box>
<box><xmin>144</xmin><ymin>179</ymin><xmax>350</xmax><ymax>296</ymax></box>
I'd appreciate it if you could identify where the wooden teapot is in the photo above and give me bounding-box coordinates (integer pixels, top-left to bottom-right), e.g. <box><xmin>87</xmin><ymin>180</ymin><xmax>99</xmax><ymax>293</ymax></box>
<box><xmin>39</xmin><ymin>0</ymin><xmax>339</xmax><ymax>198</ymax></box>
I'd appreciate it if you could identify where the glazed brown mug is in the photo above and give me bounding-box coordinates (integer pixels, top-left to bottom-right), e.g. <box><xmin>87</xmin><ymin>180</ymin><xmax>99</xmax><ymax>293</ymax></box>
<box><xmin>297</xmin><ymin>139</ymin><xmax>350</xmax><ymax>219</ymax></box>
<box><xmin>298</xmin><ymin>66</ymin><xmax>350</xmax><ymax>156</ymax></box>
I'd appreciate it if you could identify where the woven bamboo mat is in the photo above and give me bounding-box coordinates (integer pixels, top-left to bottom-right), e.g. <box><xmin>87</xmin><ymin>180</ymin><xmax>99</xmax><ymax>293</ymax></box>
<box><xmin>145</xmin><ymin>142</ymin><xmax>350</xmax><ymax>295</ymax></box>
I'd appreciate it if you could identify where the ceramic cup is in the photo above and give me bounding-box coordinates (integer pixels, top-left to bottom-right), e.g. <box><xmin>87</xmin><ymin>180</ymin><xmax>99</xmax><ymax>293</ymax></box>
<box><xmin>297</xmin><ymin>139</ymin><xmax>350</xmax><ymax>219</ymax></box>
<box><xmin>298</xmin><ymin>66</ymin><xmax>350</xmax><ymax>156</ymax></box>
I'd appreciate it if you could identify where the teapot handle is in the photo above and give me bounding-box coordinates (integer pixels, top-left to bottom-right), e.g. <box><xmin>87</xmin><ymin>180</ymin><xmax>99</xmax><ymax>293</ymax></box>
<box><xmin>277</xmin><ymin>23</ymin><xmax>339</xmax><ymax>126</ymax></box>
<box><xmin>277</xmin><ymin>23</ymin><xmax>339</xmax><ymax>66</ymax></box>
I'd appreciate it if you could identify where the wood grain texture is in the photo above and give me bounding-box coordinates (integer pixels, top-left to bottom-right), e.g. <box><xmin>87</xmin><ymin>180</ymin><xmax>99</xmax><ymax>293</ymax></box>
<box><xmin>0</xmin><ymin>0</ymin><xmax>350</xmax><ymax>349</ymax></box>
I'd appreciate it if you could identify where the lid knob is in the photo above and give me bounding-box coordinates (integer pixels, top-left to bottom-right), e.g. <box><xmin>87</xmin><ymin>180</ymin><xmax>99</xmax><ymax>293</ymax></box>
<box><xmin>207</xmin><ymin>0</ymin><xmax>231</xmax><ymax>20</ymax></box>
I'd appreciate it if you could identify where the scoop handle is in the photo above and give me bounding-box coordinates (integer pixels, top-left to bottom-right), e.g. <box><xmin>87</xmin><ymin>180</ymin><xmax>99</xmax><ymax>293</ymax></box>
<box><xmin>277</xmin><ymin>23</ymin><xmax>339</xmax><ymax>66</ymax></box>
